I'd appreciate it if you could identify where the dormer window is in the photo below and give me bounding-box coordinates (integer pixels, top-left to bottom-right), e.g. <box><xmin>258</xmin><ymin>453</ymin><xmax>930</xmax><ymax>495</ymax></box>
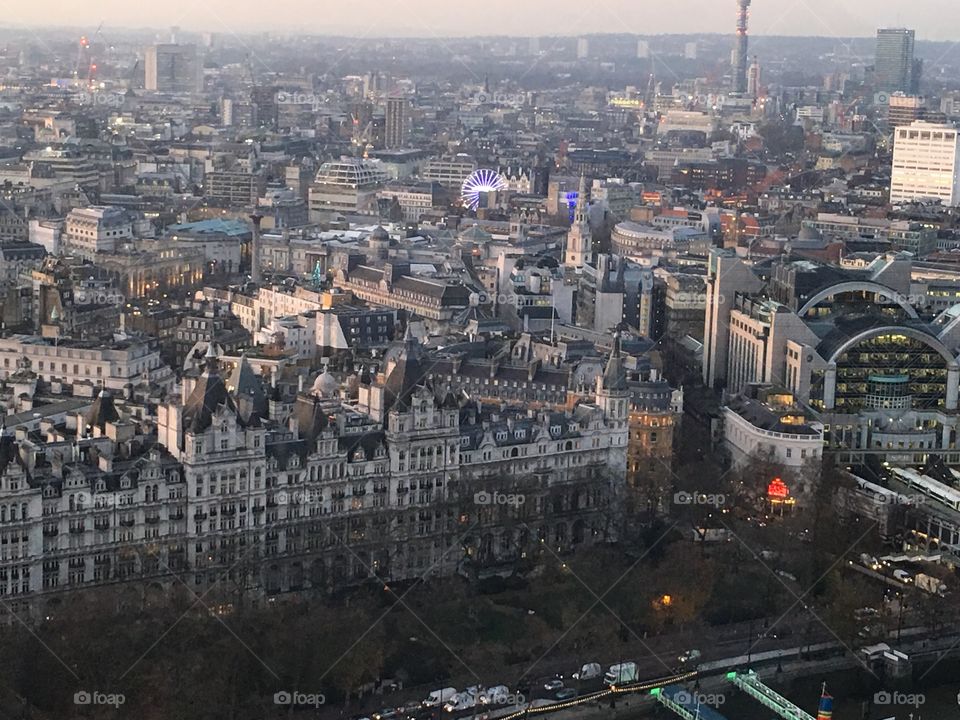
<box><xmin>120</xmin><ymin>478</ymin><xmax>130</xmax><ymax>489</ymax></box>
<box><xmin>495</xmin><ymin>431</ymin><xmax>507</xmax><ymax>442</ymax></box>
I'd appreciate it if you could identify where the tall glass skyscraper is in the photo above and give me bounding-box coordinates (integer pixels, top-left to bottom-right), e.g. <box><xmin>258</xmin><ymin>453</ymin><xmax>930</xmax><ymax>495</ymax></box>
<box><xmin>875</xmin><ymin>28</ymin><xmax>919</xmax><ymax>94</ymax></box>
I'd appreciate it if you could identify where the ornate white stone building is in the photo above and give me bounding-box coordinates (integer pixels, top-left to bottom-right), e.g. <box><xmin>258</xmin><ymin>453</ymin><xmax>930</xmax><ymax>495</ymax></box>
<box><xmin>0</xmin><ymin>334</ymin><xmax>629</xmax><ymax>611</ymax></box>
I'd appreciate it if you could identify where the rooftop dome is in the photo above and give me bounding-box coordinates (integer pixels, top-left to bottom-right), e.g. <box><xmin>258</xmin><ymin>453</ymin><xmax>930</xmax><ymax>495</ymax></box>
<box><xmin>312</xmin><ymin>368</ymin><xmax>339</xmax><ymax>398</ymax></box>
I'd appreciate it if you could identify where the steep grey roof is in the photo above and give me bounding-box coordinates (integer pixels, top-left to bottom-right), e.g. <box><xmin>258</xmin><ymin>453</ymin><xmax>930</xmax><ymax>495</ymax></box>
<box><xmin>630</xmin><ymin>381</ymin><xmax>673</xmax><ymax>412</ymax></box>
<box><xmin>227</xmin><ymin>354</ymin><xmax>267</xmax><ymax>424</ymax></box>
<box><xmin>84</xmin><ymin>390</ymin><xmax>120</xmax><ymax>431</ymax></box>
<box><xmin>183</xmin><ymin>355</ymin><xmax>236</xmax><ymax>434</ymax></box>
<box><xmin>337</xmin><ymin>430</ymin><xmax>386</xmax><ymax>463</ymax></box>
<box><xmin>266</xmin><ymin>439</ymin><xmax>308</xmax><ymax>468</ymax></box>
<box><xmin>293</xmin><ymin>394</ymin><xmax>330</xmax><ymax>443</ymax></box>
<box><xmin>384</xmin><ymin>331</ymin><xmax>436</xmax><ymax>412</ymax></box>
<box><xmin>601</xmin><ymin>333</ymin><xmax>628</xmax><ymax>392</ymax></box>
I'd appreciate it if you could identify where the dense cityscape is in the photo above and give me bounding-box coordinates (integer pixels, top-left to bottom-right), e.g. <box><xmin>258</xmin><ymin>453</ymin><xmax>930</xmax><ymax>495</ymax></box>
<box><xmin>0</xmin><ymin>2</ymin><xmax>958</xmax><ymax>718</ymax></box>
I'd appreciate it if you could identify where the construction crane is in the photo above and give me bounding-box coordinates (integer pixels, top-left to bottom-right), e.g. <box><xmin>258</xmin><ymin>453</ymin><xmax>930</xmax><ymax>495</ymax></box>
<box><xmin>87</xmin><ymin>23</ymin><xmax>104</xmax><ymax>87</ymax></box>
<box><xmin>72</xmin><ymin>35</ymin><xmax>89</xmax><ymax>81</ymax></box>
<box><xmin>73</xmin><ymin>22</ymin><xmax>104</xmax><ymax>88</ymax></box>
<box><xmin>644</xmin><ymin>60</ymin><xmax>656</xmax><ymax>110</ymax></box>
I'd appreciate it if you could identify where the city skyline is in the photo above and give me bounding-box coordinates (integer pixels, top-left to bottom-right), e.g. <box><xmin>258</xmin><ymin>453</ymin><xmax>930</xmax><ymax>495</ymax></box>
<box><xmin>2</xmin><ymin>0</ymin><xmax>958</xmax><ymax>41</ymax></box>
<box><xmin>0</xmin><ymin>1</ymin><xmax>959</xmax><ymax>717</ymax></box>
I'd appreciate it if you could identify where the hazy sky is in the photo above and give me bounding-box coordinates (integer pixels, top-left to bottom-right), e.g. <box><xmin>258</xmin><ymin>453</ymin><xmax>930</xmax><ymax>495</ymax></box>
<box><xmin>5</xmin><ymin>0</ymin><xmax>959</xmax><ymax>40</ymax></box>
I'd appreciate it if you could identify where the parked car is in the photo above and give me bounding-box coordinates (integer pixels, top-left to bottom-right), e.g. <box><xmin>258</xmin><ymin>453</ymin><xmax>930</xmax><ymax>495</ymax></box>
<box><xmin>555</xmin><ymin>688</ymin><xmax>578</xmax><ymax>701</ymax></box>
<box><xmin>893</xmin><ymin>569</ymin><xmax>913</xmax><ymax>583</ymax></box>
<box><xmin>543</xmin><ymin>679</ymin><xmax>564</xmax><ymax>692</ymax></box>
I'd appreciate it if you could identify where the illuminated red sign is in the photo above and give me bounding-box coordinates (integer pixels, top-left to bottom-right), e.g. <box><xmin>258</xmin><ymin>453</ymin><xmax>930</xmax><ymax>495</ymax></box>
<box><xmin>767</xmin><ymin>478</ymin><xmax>790</xmax><ymax>498</ymax></box>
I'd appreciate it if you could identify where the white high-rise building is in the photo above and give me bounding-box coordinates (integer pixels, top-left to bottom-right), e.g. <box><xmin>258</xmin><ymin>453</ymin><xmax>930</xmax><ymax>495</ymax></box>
<box><xmin>890</xmin><ymin>121</ymin><xmax>960</xmax><ymax>206</ymax></box>
<box><xmin>577</xmin><ymin>38</ymin><xmax>590</xmax><ymax>60</ymax></box>
<box><xmin>747</xmin><ymin>57</ymin><xmax>762</xmax><ymax>98</ymax></box>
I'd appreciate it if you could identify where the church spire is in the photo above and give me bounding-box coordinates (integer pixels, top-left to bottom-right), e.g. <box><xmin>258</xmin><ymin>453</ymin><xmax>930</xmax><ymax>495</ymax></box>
<box><xmin>565</xmin><ymin>173</ymin><xmax>592</xmax><ymax>270</ymax></box>
<box><xmin>575</xmin><ymin>171</ymin><xmax>589</xmax><ymax>225</ymax></box>
<box><xmin>601</xmin><ymin>330</ymin><xmax>628</xmax><ymax>392</ymax></box>
<box><xmin>596</xmin><ymin>330</ymin><xmax>629</xmax><ymax>422</ymax></box>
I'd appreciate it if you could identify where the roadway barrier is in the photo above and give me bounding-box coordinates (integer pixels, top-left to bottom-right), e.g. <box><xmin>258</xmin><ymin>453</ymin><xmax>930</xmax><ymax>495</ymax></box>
<box><xmin>490</xmin><ymin>672</ymin><xmax>698</xmax><ymax>720</ymax></box>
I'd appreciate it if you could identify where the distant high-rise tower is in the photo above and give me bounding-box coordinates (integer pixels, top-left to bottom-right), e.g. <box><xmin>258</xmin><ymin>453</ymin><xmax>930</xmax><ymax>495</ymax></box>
<box><xmin>144</xmin><ymin>43</ymin><xmax>203</xmax><ymax>93</ymax></box>
<box><xmin>251</xmin><ymin>86</ymin><xmax>279</xmax><ymax>130</ymax></box>
<box><xmin>363</xmin><ymin>71</ymin><xmax>381</xmax><ymax>100</ymax></box>
<box><xmin>577</xmin><ymin>38</ymin><xmax>590</xmax><ymax>60</ymax></box>
<box><xmin>732</xmin><ymin>0</ymin><xmax>751</xmax><ymax>94</ymax></box>
<box><xmin>384</xmin><ymin>95</ymin><xmax>408</xmax><ymax>149</ymax></box>
<box><xmin>529</xmin><ymin>36</ymin><xmax>541</xmax><ymax>56</ymax></box>
<box><xmin>637</xmin><ymin>40</ymin><xmax>650</xmax><ymax>59</ymax></box>
<box><xmin>684</xmin><ymin>42</ymin><xmax>698</xmax><ymax>60</ymax></box>
<box><xmin>875</xmin><ymin>28</ymin><xmax>919</xmax><ymax>94</ymax></box>
<box><xmin>747</xmin><ymin>56</ymin><xmax>761</xmax><ymax>98</ymax></box>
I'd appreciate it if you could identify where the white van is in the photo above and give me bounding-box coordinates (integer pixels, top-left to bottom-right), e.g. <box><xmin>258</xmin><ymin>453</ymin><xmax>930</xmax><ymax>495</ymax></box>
<box><xmin>572</xmin><ymin>663</ymin><xmax>602</xmax><ymax>680</ymax></box>
<box><xmin>423</xmin><ymin>688</ymin><xmax>457</xmax><ymax>707</ymax></box>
